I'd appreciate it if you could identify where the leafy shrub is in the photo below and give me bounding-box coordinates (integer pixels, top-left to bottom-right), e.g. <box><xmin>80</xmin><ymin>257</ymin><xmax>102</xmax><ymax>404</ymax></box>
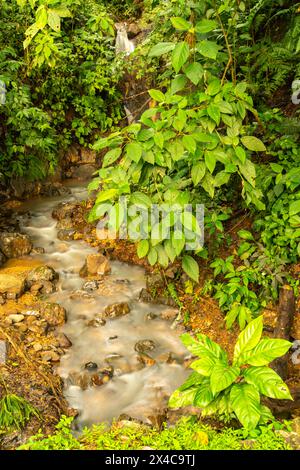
<box><xmin>169</xmin><ymin>316</ymin><xmax>292</xmax><ymax>430</ymax></box>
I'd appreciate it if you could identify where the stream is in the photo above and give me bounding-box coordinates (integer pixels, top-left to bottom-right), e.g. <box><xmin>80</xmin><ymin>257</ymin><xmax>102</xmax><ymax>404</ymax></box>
<box><xmin>18</xmin><ymin>184</ymin><xmax>189</xmax><ymax>428</ymax></box>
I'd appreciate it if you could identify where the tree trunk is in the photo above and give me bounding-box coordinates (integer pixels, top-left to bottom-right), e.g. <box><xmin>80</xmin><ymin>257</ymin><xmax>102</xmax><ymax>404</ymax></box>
<box><xmin>272</xmin><ymin>285</ymin><xmax>295</xmax><ymax>380</ymax></box>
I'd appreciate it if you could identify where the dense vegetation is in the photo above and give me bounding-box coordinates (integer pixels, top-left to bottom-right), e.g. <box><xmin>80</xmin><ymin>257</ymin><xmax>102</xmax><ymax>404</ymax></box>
<box><xmin>0</xmin><ymin>0</ymin><xmax>299</xmax><ymax>449</ymax></box>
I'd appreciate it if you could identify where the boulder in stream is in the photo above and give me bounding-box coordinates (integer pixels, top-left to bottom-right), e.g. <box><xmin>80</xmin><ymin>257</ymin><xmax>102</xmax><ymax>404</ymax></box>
<box><xmin>26</xmin><ymin>265</ymin><xmax>58</xmax><ymax>287</ymax></box>
<box><xmin>81</xmin><ymin>253</ymin><xmax>111</xmax><ymax>277</ymax></box>
<box><xmin>0</xmin><ymin>232</ymin><xmax>32</xmax><ymax>258</ymax></box>
<box><xmin>134</xmin><ymin>339</ymin><xmax>156</xmax><ymax>354</ymax></box>
<box><xmin>103</xmin><ymin>302</ymin><xmax>130</xmax><ymax>319</ymax></box>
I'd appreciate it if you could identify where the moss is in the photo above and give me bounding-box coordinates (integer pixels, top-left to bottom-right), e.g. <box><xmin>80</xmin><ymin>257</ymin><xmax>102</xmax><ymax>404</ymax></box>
<box><xmin>18</xmin><ymin>416</ymin><xmax>291</xmax><ymax>451</ymax></box>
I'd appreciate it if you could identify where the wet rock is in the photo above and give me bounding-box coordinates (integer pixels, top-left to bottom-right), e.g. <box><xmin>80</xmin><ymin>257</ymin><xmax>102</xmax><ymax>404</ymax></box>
<box><xmin>31</xmin><ymin>247</ymin><xmax>45</xmax><ymax>255</ymax></box>
<box><xmin>103</xmin><ymin>302</ymin><xmax>130</xmax><ymax>319</ymax></box>
<box><xmin>134</xmin><ymin>339</ymin><xmax>156</xmax><ymax>353</ymax></box>
<box><xmin>67</xmin><ymin>372</ymin><xmax>92</xmax><ymax>390</ymax></box>
<box><xmin>127</xmin><ymin>23</ymin><xmax>142</xmax><ymax>38</ymax></box>
<box><xmin>145</xmin><ymin>312</ymin><xmax>158</xmax><ymax>321</ymax></box>
<box><xmin>7</xmin><ymin>314</ymin><xmax>24</xmax><ymax>324</ymax></box>
<box><xmin>84</xmin><ymin>362</ymin><xmax>98</xmax><ymax>371</ymax></box>
<box><xmin>39</xmin><ymin>303</ymin><xmax>67</xmax><ymax>326</ymax></box>
<box><xmin>40</xmin><ymin>350</ymin><xmax>60</xmax><ymax>362</ymax></box>
<box><xmin>0</xmin><ymin>340</ymin><xmax>7</xmax><ymax>364</ymax></box>
<box><xmin>82</xmin><ymin>280</ymin><xmax>100</xmax><ymax>292</ymax></box>
<box><xmin>109</xmin><ymin>335</ymin><xmax>118</xmax><ymax>341</ymax></box>
<box><xmin>52</xmin><ymin>202</ymin><xmax>77</xmax><ymax>221</ymax></box>
<box><xmin>167</xmin><ymin>407</ymin><xmax>201</xmax><ymax>425</ymax></box>
<box><xmin>146</xmin><ymin>273</ymin><xmax>164</xmax><ymax>291</ymax></box>
<box><xmin>26</xmin><ymin>265</ymin><xmax>58</xmax><ymax>286</ymax></box>
<box><xmin>139</xmin><ymin>288</ymin><xmax>177</xmax><ymax>307</ymax></box>
<box><xmin>55</xmin><ymin>333</ymin><xmax>72</xmax><ymax>349</ymax></box>
<box><xmin>22</xmin><ymin>309</ymin><xmax>40</xmax><ymax>317</ymax></box>
<box><xmin>56</xmin><ymin>218</ymin><xmax>74</xmax><ymax>230</ymax></box>
<box><xmin>33</xmin><ymin>343</ymin><xmax>43</xmax><ymax>352</ymax></box>
<box><xmin>156</xmin><ymin>352</ymin><xmax>176</xmax><ymax>364</ymax></box>
<box><xmin>40</xmin><ymin>182</ymin><xmax>71</xmax><ymax>197</ymax></box>
<box><xmin>57</xmin><ymin>229</ymin><xmax>76</xmax><ymax>241</ymax></box>
<box><xmin>0</xmin><ymin>274</ymin><xmax>25</xmax><ymax>298</ymax></box>
<box><xmin>91</xmin><ymin>373</ymin><xmax>110</xmax><ymax>386</ymax></box>
<box><xmin>0</xmin><ymin>232</ymin><xmax>32</xmax><ymax>258</ymax></box>
<box><xmin>0</xmin><ymin>294</ymin><xmax>5</xmax><ymax>305</ymax></box>
<box><xmin>30</xmin><ymin>280</ymin><xmax>56</xmax><ymax>295</ymax></box>
<box><xmin>81</xmin><ymin>148</ymin><xmax>97</xmax><ymax>164</ymax></box>
<box><xmin>160</xmin><ymin>308</ymin><xmax>178</xmax><ymax>322</ymax></box>
<box><xmin>70</xmin><ymin>290</ymin><xmax>94</xmax><ymax>301</ymax></box>
<box><xmin>70</xmin><ymin>164</ymin><xmax>97</xmax><ymax>180</ymax></box>
<box><xmin>105</xmin><ymin>353</ymin><xmax>123</xmax><ymax>362</ymax></box>
<box><xmin>88</xmin><ymin>316</ymin><xmax>106</xmax><ymax>327</ymax></box>
<box><xmin>81</xmin><ymin>254</ymin><xmax>111</xmax><ymax>277</ymax></box>
<box><xmin>137</xmin><ymin>353</ymin><xmax>156</xmax><ymax>367</ymax></box>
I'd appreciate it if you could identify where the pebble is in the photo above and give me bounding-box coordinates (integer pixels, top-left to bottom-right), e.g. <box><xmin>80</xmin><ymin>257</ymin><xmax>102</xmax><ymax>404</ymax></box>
<box><xmin>84</xmin><ymin>362</ymin><xmax>98</xmax><ymax>371</ymax></box>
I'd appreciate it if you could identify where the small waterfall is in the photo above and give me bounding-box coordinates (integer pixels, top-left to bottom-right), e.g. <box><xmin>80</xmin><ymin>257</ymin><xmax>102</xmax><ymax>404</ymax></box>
<box><xmin>115</xmin><ymin>24</ymin><xmax>135</xmax><ymax>55</ymax></box>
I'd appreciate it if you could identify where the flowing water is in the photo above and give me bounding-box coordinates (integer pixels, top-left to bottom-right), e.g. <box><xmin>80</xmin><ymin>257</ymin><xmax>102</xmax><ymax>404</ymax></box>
<box><xmin>18</xmin><ymin>184</ymin><xmax>189</xmax><ymax>427</ymax></box>
<box><xmin>115</xmin><ymin>24</ymin><xmax>135</xmax><ymax>55</ymax></box>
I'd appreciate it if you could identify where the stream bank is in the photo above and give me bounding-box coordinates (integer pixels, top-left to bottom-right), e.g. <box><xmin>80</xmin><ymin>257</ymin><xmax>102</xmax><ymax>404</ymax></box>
<box><xmin>0</xmin><ymin>178</ymin><xmax>299</xmax><ymax>449</ymax></box>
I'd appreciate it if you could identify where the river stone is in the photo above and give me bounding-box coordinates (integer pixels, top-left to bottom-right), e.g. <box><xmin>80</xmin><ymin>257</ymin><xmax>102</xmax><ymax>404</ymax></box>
<box><xmin>160</xmin><ymin>308</ymin><xmax>178</xmax><ymax>321</ymax></box>
<box><xmin>31</xmin><ymin>247</ymin><xmax>45</xmax><ymax>255</ymax></box>
<box><xmin>103</xmin><ymin>302</ymin><xmax>130</xmax><ymax>319</ymax></box>
<box><xmin>134</xmin><ymin>339</ymin><xmax>156</xmax><ymax>353</ymax></box>
<box><xmin>0</xmin><ymin>340</ymin><xmax>7</xmax><ymax>364</ymax></box>
<box><xmin>88</xmin><ymin>316</ymin><xmax>106</xmax><ymax>327</ymax></box>
<box><xmin>67</xmin><ymin>372</ymin><xmax>92</xmax><ymax>390</ymax></box>
<box><xmin>82</xmin><ymin>280</ymin><xmax>100</xmax><ymax>292</ymax></box>
<box><xmin>57</xmin><ymin>229</ymin><xmax>76</xmax><ymax>241</ymax></box>
<box><xmin>39</xmin><ymin>303</ymin><xmax>67</xmax><ymax>326</ymax></box>
<box><xmin>26</xmin><ymin>265</ymin><xmax>58</xmax><ymax>286</ymax></box>
<box><xmin>146</xmin><ymin>273</ymin><xmax>164</xmax><ymax>291</ymax></box>
<box><xmin>277</xmin><ymin>430</ymin><xmax>300</xmax><ymax>450</ymax></box>
<box><xmin>85</xmin><ymin>254</ymin><xmax>111</xmax><ymax>276</ymax></box>
<box><xmin>0</xmin><ymin>232</ymin><xmax>32</xmax><ymax>258</ymax></box>
<box><xmin>52</xmin><ymin>202</ymin><xmax>77</xmax><ymax>221</ymax></box>
<box><xmin>137</xmin><ymin>353</ymin><xmax>156</xmax><ymax>367</ymax></box>
<box><xmin>84</xmin><ymin>362</ymin><xmax>98</xmax><ymax>371</ymax></box>
<box><xmin>0</xmin><ymin>274</ymin><xmax>25</xmax><ymax>298</ymax></box>
<box><xmin>55</xmin><ymin>333</ymin><xmax>72</xmax><ymax>348</ymax></box>
<box><xmin>145</xmin><ymin>312</ymin><xmax>158</xmax><ymax>321</ymax></box>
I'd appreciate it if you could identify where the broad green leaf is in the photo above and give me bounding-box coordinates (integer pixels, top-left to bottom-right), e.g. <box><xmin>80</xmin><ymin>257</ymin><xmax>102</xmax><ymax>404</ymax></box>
<box><xmin>205</xmin><ymin>151</ymin><xmax>216</xmax><ymax>173</ymax></box>
<box><xmin>171</xmin><ymin>17</ymin><xmax>191</xmax><ymax>31</ymax></box>
<box><xmin>289</xmin><ymin>200</ymin><xmax>300</xmax><ymax>217</ymax></box>
<box><xmin>36</xmin><ymin>5</ymin><xmax>48</xmax><ymax>29</ymax></box>
<box><xmin>206</xmin><ymin>79</ymin><xmax>221</xmax><ymax>96</ymax></box>
<box><xmin>195</xmin><ymin>19</ymin><xmax>218</xmax><ymax>34</ymax></box>
<box><xmin>96</xmin><ymin>189</ymin><xmax>118</xmax><ymax>204</ymax></box>
<box><xmin>137</xmin><ymin>240</ymin><xmax>149</xmax><ymax>258</ymax></box>
<box><xmin>210</xmin><ymin>365</ymin><xmax>240</xmax><ymax>395</ymax></box>
<box><xmin>233</xmin><ymin>316</ymin><xmax>263</xmax><ymax>365</ymax></box>
<box><xmin>241</xmin><ymin>338</ymin><xmax>292</xmax><ymax>366</ymax></box>
<box><xmin>194</xmin><ymin>379</ymin><xmax>214</xmax><ymax>407</ymax></box>
<box><xmin>239</xmin><ymin>159</ymin><xmax>256</xmax><ymax>186</ymax></box>
<box><xmin>149</xmin><ymin>89</ymin><xmax>165</xmax><ymax>102</ymax></box>
<box><xmin>230</xmin><ymin>383</ymin><xmax>261</xmax><ymax>429</ymax></box>
<box><xmin>126</xmin><ymin>142</ymin><xmax>143</xmax><ymax>163</ymax></box>
<box><xmin>147</xmin><ymin>247</ymin><xmax>157</xmax><ymax>266</ymax></box>
<box><xmin>170</xmin><ymin>75</ymin><xmax>187</xmax><ymax>94</ymax></box>
<box><xmin>183</xmin><ymin>135</ymin><xmax>196</xmax><ymax>154</ymax></box>
<box><xmin>102</xmin><ymin>148</ymin><xmax>121</xmax><ymax>168</ymax></box>
<box><xmin>179</xmin><ymin>372</ymin><xmax>205</xmax><ymax>391</ymax></box>
<box><xmin>197</xmin><ymin>40</ymin><xmax>219</xmax><ymax>59</ymax></box>
<box><xmin>154</xmin><ymin>132</ymin><xmax>164</xmax><ymax>149</ymax></box>
<box><xmin>131</xmin><ymin>191</ymin><xmax>152</xmax><ymax>207</ymax></box>
<box><xmin>182</xmin><ymin>255</ymin><xmax>199</xmax><ymax>282</ymax></box>
<box><xmin>207</xmin><ymin>104</ymin><xmax>220</xmax><ymax>125</ymax></box>
<box><xmin>184</xmin><ymin>62</ymin><xmax>203</xmax><ymax>85</ymax></box>
<box><xmin>243</xmin><ymin>366</ymin><xmax>293</xmax><ymax>400</ymax></box>
<box><xmin>164</xmin><ymin>239</ymin><xmax>176</xmax><ymax>263</ymax></box>
<box><xmin>48</xmin><ymin>9</ymin><xmax>61</xmax><ymax>32</ymax></box>
<box><xmin>190</xmin><ymin>355</ymin><xmax>217</xmax><ymax>377</ymax></box>
<box><xmin>169</xmin><ymin>388</ymin><xmax>197</xmax><ymax>408</ymax></box>
<box><xmin>149</xmin><ymin>42</ymin><xmax>175</xmax><ymax>57</ymax></box>
<box><xmin>172</xmin><ymin>232</ymin><xmax>185</xmax><ymax>256</ymax></box>
<box><xmin>237</xmin><ymin>229</ymin><xmax>254</xmax><ymax>241</ymax></box>
<box><xmin>172</xmin><ymin>42</ymin><xmax>190</xmax><ymax>73</ymax></box>
<box><xmin>235</xmin><ymin>146</ymin><xmax>246</xmax><ymax>163</ymax></box>
<box><xmin>191</xmin><ymin>162</ymin><xmax>206</xmax><ymax>185</ymax></box>
<box><xmin>241</xmin><ymin>136</ymin><xmax>266</xmax><ymax>152</ymax></box>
